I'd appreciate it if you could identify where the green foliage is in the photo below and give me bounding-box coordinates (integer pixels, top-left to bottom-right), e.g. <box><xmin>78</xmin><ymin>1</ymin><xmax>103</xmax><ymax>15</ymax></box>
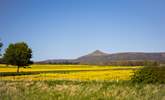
<box><xmin>0</xmin><ymin>71</ymin><xmax>35</xmax><ymax>76</ymax></box>
<box><xmin>131</xmin><ymin>66</ymin><xmax>165</xmax><ymax>84</ymax></box>
<box><xmin>144</xmin><ymin>60</ymin><xmax>159</xmax><ymax>66</ymax></box>
<box><xmin>0</xmin><ymin>40</ymin><xmax>2</xmax><ymax>48</ymax></box>
<box><xmin>3</xmin><ymin>42</ymin><xmax>32</xmax><ymax>72</ymax></box>
<box><xmin>0</xmin><ymin>39</ymin><xmax>3</xmax><ymax>56</ymax></box>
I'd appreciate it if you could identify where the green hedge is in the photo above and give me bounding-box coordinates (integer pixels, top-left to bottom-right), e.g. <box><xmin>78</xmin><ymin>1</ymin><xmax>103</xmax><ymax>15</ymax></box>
<box><xmin>131</xmin><ymin>66</ymin><xmax>165</xmax><ymax>84</ymax></box>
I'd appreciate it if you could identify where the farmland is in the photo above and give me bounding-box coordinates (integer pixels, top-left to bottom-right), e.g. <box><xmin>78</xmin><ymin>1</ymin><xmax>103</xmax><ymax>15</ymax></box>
<box><xmin>0</xmin><ymin>64</ymin><xmax>137</xmax><ymax>81</ymax></box>
<box><xmin>0</xmin><ymin>64</ymin><xmax>165</xmax><ymax>100</ymax></box>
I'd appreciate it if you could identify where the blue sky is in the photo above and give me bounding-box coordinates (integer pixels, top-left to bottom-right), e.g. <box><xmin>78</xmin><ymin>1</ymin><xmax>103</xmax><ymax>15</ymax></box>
<box><xmin>0</xmin><ymin>0</ymin><xmax>165</xmax><ymax>61</ymax></box>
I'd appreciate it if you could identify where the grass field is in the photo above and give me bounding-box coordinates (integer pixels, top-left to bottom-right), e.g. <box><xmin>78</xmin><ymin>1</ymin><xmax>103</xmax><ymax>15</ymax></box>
<box><xmin>0</xmin><ymin>64</ymin><xmax>165</xmax><ymax>100</ymax></box>
<box><xmin>0</xmin><ymin>80</ymin><xmax>165</xmax><ymax>100</ymax></box>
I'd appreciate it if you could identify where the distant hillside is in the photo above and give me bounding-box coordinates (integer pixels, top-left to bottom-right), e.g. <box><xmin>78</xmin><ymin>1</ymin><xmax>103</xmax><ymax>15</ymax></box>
<box><xmin>77</xmin><ymin>51</ymin><xmax>165</xmax><ymax>65</ymax></box>
<box><xmin>36</xmin><ymin>50</ymin><xmax>165</xmax><ymax>65</ymax></box>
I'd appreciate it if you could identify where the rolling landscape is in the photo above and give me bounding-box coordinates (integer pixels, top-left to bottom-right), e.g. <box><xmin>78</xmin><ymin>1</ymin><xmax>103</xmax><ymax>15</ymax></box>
<box><xmin>1</xmin><ymin>0</ymin><xmax>165</xmax><ymax>100</ymax></box>
<box><xmin>37</xmin><ymin>50</ymin><xmax>165</xmax><ymax>65</ymax></box>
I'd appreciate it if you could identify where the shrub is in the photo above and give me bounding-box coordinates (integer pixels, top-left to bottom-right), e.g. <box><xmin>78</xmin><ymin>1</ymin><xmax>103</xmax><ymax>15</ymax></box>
<box><xmin>131</xmin><ymin>66</ymin><xmax>165</xmax><ymax>84</ymax></box>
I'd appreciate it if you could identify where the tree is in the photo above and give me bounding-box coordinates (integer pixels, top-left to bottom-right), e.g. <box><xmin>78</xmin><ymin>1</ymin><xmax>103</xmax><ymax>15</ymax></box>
<box><xmin>0</xmin><ymin>39</ymin><xmax>3</xmax><ymax>56</ymax></box>
<box><xmin>3</xmin><ymin>42</ymin><xmax>32</xmax><ymax>72</ymax></box>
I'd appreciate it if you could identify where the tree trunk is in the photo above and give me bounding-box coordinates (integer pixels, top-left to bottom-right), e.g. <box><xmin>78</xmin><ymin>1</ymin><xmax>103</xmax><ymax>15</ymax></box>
<box><xmin>17</xmin><ymin>66</ymin><xmax>19</xmax><ymax>73</ymax></box>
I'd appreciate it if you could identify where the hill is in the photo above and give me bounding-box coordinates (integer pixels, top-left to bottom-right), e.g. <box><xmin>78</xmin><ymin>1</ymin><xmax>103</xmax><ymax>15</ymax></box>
<box><xmin>36</xmin><ymin>50</ymin><xmax>165</xmax><ymax>65</ymax></box>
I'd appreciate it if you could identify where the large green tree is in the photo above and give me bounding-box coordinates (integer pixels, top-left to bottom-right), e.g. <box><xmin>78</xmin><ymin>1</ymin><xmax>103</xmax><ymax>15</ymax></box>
<box><xmin>3</xmin><ymin>42</ymin><xmax>32</xmax><ymax>72</ymax></box>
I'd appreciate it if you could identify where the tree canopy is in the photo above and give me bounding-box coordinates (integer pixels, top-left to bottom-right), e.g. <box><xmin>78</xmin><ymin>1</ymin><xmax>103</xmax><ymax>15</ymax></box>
<box><xmin>0</xmin><ymin>39</ymin><xmax>3</xmax><ymax>55</ymax></box>
<box><xmin>3</xmin><ymin>42</ymin><xmax>32</xmax><ymax>72</ymax></box>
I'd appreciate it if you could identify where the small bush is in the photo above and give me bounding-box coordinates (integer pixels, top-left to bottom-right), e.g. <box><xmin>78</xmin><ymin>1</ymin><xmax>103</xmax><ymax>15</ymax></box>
<box><xmin>131</xmin><ymin>66</ymin><xmax>165</xmax><ymax>84</ymax></box>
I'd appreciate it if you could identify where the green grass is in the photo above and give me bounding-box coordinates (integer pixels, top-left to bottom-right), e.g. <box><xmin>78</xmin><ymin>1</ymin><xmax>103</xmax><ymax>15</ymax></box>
<box><xmin>0</xmin><ymin>80</ymin><xmax>165</xmax><ymax>100</ymax></box>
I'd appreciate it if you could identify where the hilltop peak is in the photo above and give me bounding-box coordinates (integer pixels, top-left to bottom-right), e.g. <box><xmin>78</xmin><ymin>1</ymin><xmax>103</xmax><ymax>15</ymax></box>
<box><xmin>88</xmin><ymin>50</ymin><xmax>108</xmax><ymax>56</ymax></box>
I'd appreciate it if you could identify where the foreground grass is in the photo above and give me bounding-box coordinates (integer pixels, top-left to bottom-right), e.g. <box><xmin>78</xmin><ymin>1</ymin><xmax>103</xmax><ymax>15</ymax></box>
<box><xmin>0</xmin><ymin>80</ymin><xmax>165</xmax><ymax>100</ymax></box>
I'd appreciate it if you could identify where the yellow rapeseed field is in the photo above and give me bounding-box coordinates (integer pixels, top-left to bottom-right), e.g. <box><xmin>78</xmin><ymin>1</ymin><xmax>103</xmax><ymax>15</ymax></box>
<box><xmin>0</xmin><ymin>64</ymin><xmax>139</xmax><ymax>81</ymax></box>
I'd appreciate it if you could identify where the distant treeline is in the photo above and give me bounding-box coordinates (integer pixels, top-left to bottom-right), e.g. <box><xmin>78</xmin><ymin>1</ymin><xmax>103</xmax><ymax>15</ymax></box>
<box><xmin>35</xmin><ymin>60</ymin><xmax>79</xmax><ymax>65</ymax></box>
<box><xmin>46</xmin><ymin>62</ymin><xmax>79</xmax><ymax>65</ymax></box>
<box><xmin>35</xmin><ymin>60</ymin><xmax>163</xmax><ymax>66</ymax></box>
<box><xmin>102</xmin><ymin>60</ymin><xmax>160</xmax><ymax>66</ymax></box>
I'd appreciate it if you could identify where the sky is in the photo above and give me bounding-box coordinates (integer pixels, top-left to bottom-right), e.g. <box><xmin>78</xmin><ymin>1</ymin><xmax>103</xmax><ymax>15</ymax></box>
<box><xmin>0</xmin><ymin>0</ymin><xmax>165</xmax><ymax>61</ymax></box>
